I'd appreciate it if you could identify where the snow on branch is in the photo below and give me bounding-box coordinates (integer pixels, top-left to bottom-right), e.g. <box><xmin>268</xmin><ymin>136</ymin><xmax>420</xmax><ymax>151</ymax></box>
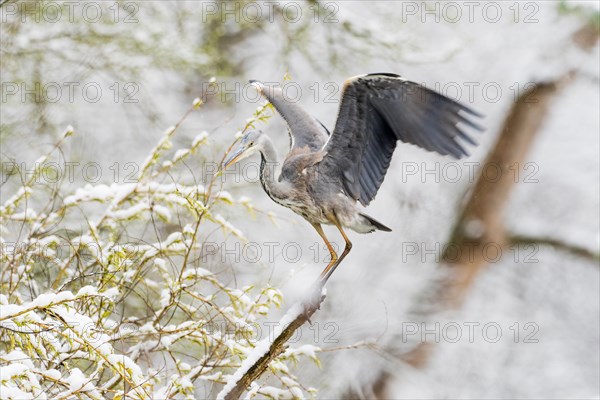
<box><xmin>217</xmin><ymin>288</ymin><xmax>326</xmax><ymax>400</ymax></box>
<box><xmin>1</xmin><ymin>99</ymin><xmax>322</xmax><ymax>399</ymax></box>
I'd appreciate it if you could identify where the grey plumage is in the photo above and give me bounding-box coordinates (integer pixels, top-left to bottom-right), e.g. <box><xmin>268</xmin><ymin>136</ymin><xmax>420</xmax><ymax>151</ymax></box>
<box><xmin>321</xmin><ymin>74</ymin><xmax>483</xmax><ymax>206</ymax></box>
<box><xmin>224</xmin><ymin>73</ymin><xmax>483</xmax><ymax>282</ymax></box>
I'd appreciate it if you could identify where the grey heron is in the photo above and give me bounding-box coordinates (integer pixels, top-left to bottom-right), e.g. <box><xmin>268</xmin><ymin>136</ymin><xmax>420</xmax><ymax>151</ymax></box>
<box><xmin>223</xmin><ymin>73</ymin><xmax>483</xmax><ymax>284</ymax></box>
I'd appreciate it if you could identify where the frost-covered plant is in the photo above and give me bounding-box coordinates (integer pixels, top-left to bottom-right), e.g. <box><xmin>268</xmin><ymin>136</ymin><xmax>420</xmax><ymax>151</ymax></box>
<box><xmin>1</xmin><ymin>0</ymin><xmax>410</xmax><ymax>138</ymax></box>
<box><xmin>0</xmin><ymin>100</ymin><xmax>320</xmax><ymax>399</ymax></box>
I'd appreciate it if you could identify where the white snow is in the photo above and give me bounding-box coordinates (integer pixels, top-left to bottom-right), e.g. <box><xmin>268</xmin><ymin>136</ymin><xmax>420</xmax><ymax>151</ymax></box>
<box><xmin>1</xmin><ymin>2</ymin><xmax>598</xmax><ymax>398</ymax></box>
<box><xmin>214</xmin><ymin>214</ymin><xmax>245</xmax><ymax>238</ymax></box>
<box><xmin>172</xmin><ymin>148</ymin><xmax>190</xmax><ymax>162</ymax></box>
<box><xmin>192</xmin><ymin>132</ymin><xmax>209</xmax><ymax>147</ymax></box>
<box><xmin>216</xmin><ymin>301</ymin><xmax>306</xmax><ymax>399</ymax></box>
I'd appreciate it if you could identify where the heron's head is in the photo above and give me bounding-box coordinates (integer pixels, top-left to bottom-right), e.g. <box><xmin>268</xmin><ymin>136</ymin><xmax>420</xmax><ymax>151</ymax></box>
<box><xmin>223</xmin><ymin>130</ymin><xmax>265</xmax><ymax>169</ymax></box>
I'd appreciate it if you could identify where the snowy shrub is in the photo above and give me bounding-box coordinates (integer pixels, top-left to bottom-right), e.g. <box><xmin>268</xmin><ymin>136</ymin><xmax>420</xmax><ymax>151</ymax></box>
<box><xmin>0</xmin><ymin>101</ymin><xmax>319</xmax><ymax>399</ymax></box>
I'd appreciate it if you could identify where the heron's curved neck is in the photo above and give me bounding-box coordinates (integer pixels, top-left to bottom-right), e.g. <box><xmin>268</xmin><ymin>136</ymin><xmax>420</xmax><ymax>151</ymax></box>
<box><xmin>258</xmin><ymin>137</ymin><xmax>285</xmax><ymax>200</ymax></box>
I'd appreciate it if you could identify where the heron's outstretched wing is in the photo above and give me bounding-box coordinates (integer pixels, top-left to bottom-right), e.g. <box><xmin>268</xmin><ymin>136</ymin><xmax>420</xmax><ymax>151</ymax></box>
<box><xmin>251</xmin><ymin>80</ymin><xmax>330</xmax><ymax>151</ymax></box>
<box><xmin>320</xmin><ymin>73</ymin><xmax>484</xmax><ymax>206</ymax></box>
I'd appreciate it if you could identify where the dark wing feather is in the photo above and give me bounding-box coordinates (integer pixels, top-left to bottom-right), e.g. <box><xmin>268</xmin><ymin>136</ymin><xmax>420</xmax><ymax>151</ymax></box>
<box><xmin>320</xmin><ymin>73</ymin><xmax>484</xmax><ymax>206</ymax></box>
<box><xmin>251</xmin><ymin>80</ymin><xmax>329</xmax><ymax>151</ymax></box>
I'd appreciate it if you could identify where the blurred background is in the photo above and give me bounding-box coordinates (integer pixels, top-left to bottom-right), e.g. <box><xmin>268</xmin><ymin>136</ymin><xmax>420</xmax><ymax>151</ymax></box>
<box><xmin>1</xmin><ymin>1</ymin><xmax>599</xmax><ymax>398</ymax></box>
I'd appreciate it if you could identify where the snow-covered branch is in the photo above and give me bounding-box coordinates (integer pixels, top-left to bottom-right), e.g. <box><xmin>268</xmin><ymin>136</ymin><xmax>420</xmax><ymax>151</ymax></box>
<box><xmin>217</xmin><ymin>288</ymin><xmax>326</xmax><ymax>400</ymax></box>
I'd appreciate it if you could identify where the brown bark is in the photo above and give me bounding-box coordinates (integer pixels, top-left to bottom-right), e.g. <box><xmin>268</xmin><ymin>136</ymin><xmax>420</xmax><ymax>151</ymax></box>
<box><xmin>401</xmin><ymin>22</ymin><xmax>599</xmax><ymax>370</ymax></box>
<box><xmin>402</xmin><ymin>78</ymin><xmax>571</xmax><ymax>369</ymax></box>
<box><xmin>221</xmin><ymin>291</ymin><xmax>325</xmax><ymax>400</ymax></box>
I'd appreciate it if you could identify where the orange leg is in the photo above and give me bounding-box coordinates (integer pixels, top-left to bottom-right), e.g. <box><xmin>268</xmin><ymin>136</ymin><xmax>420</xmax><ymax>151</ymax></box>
<box><xmin>312</xmin><ymin>223</ymin><xmax>338</xmax><ymax>278</ymax></box>
<box><xmin>319</xmin><ymin>220</ymin><xmax>352</xmax><ymax>284</ymax></box>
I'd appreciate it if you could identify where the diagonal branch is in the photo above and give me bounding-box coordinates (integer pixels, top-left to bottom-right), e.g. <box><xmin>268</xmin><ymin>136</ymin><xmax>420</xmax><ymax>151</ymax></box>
<box><xmin>217</xmin><ymin>288</ymin><xmax>326</xmax><ymax>400</ymax></box>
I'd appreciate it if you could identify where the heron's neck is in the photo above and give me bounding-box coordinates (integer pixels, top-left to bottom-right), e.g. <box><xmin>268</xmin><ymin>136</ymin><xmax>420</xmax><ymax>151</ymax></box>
<box><xmin>258</xmin><ymin>137</ymin><xmax>285</xmax><ymax>200</ymax></box>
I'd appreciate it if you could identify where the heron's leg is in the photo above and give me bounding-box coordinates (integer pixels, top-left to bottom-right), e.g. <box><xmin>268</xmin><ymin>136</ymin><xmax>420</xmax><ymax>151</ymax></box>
<box><xmin>297</xmin><ymin>223</ymin><xmax>336</xmax><ymax>317</ymax></box>
<box><xmin>320</xmin><ymin>221</ymin><xmax>353</xmax><ymax>283</ymax></box>
<box><xmin>311</xmin><ymin>223</ymin><xmax>338</xmax><ymax>272</ymax></box>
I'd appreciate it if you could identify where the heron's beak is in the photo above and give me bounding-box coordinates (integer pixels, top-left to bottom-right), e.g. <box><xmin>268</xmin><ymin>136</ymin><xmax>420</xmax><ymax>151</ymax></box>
<box><xmin>223</xmin><ymin>146</ymin><xmax>249</xmax><ymax>169</ymax></box>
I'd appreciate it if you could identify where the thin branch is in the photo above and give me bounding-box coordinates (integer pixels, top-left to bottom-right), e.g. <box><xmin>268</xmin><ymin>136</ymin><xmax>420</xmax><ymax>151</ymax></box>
<box><xmin>509</xmin><ymin>234</ymin><xmax>600</xmax><ymax>262</ymax></box>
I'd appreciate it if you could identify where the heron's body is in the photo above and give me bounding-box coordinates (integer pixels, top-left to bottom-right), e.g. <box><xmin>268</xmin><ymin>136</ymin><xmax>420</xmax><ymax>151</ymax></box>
<box><xmin>224</xmin><ymin>73</ymin><xmax>483</xmax><ymax>282</ymax></box>
<box><xmin>257</xmin><ymin>142</ymin><xmax>386</xmax><ymax>233</ymax></box>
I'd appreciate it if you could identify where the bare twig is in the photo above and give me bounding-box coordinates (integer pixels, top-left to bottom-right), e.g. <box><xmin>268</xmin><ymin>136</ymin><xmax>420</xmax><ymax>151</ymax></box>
<box><xmin>509</xmin><ymin>234</ymin><xmax>600</xmax><ymax>262</ymax></box>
